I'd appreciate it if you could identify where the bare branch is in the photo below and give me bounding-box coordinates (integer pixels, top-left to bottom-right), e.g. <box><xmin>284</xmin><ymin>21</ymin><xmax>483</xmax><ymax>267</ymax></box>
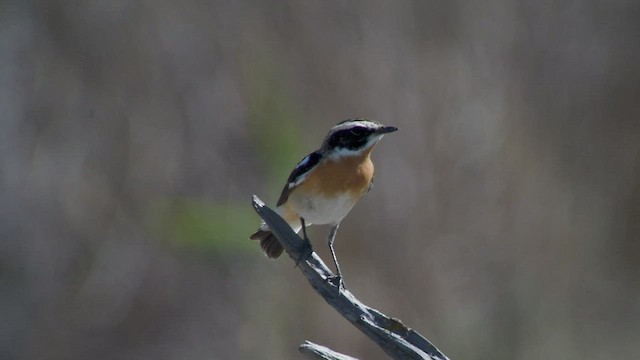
<box><xmin>299</xmin><ymin>341</ymin><xmax>359</xmax><ymax>360</ymax></box>
<box><xmin>252</xmin><ymin>195</ymin><xmax>449</xmax><ymax>360</ymax></box>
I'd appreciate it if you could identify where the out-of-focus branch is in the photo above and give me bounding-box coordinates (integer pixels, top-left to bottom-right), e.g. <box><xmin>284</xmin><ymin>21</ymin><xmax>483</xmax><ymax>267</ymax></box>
<box><xmin>251</xmin><ymin>195</ymin><xmax>449</xmax><ymax>360</ymax></box>
<box><xmin>299</xmin><ymin>341</ymin><xmax>358</xmax><ymax>360</ymax></box>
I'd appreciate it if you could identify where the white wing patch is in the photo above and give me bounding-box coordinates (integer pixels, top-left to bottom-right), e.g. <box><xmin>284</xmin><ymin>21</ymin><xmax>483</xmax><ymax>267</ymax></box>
<box><xmin>277</xmin><ymin>151</ymin><xmax>323</xmax><ymax>206</ymax></box>
<box><xmin>289</xmin><ymin>155</ymin><xmax>313</xmax><ymax>187</ymax></box>
<box><xmin>288</xmin><ymin>152</ymin><xmax>322</xmax><ymax>188</ymax></box>
<box><xmin>297</xmin><ymin>154</ymin><xmax>311</xmax><ymax>168</ymax></box>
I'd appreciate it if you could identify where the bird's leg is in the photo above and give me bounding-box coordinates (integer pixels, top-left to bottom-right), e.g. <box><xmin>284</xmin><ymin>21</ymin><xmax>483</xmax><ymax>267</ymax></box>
<box><xmin>327</xmin><ymin>223</ymin><xmax>345</xmax><ymax>290</ymax></box>
<box><xmin>300</xmin><ymin>217</ymin><xmax>309</xmax><ymax>241</ymax></box>
<box><xmin>295</xmin><ymin>217</ymin><xmax>312</xmax><ymax>267</ymax></box>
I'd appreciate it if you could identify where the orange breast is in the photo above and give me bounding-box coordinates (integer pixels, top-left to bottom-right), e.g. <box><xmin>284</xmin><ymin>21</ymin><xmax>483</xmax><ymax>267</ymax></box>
<box><xmin>297</xmin><ymin>149</ymin><xmax>375</xmax><ymax>197</ymax></box>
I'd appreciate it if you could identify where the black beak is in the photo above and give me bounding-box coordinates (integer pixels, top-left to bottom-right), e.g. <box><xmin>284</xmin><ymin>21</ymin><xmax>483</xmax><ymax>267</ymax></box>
<box><xmin>376</xmin><ymin>126</ymin><xmax>399</xmax><ymax>134</ymax></box>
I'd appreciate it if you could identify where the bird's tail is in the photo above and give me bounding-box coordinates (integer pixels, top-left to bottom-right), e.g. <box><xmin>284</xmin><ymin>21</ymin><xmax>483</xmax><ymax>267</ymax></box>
<box><xmin>250</xmin><ymin>229</ymin><xmax>284</xmax><ymax>258</ymax></box>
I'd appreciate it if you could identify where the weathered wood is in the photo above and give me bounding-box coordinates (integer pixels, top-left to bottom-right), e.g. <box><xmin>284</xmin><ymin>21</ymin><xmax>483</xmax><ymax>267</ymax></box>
<box><xmin>299</xmin><ymin>341</ymin><xmax>359</xmax><ymax>360</ymax></box>
<box><xmin>252</xmin><ymin>195</ymin><xmax>449</xmax><ymax>360</ymax></box>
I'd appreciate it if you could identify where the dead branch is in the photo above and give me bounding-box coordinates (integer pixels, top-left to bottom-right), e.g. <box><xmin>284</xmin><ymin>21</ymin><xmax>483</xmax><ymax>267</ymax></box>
<box><xmin>252</xmin><ymin>195</ymin><xmax>449</xmax><ymax>360</ymax></box>
<box><xmin>299</xmin><ymin>341</ymin><xmax>359</xmax><ymax>360</ymax></box>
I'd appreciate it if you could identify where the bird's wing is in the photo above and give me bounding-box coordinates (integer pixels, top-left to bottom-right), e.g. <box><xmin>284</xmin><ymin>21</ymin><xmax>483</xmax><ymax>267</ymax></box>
<box><xmin>276</xmin><ymin>151</ymin><xmax>323</xmax><ymax>206</ymax></box>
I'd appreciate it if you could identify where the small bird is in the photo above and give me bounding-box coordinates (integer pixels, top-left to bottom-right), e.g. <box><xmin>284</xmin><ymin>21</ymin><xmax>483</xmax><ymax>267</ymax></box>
<box><xmin>250</xmin><ymin>118</ymin><xmax>398</xmax><ymax>287</ymax></box>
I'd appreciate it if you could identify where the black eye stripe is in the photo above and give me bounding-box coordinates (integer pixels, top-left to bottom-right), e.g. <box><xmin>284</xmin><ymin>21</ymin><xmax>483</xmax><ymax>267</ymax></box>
<box><xmin>326</xmin><ymin>127</ymin><xmax>373</xmax><ymax>150</ymax></box>
<box><xmin>341</xmin><ymin>127</ymin><xmax>369</xmax><ymax>136</ymax></box>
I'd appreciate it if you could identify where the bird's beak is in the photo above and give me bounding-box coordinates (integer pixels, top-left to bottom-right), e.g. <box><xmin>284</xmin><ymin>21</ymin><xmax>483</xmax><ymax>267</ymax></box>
<box><xmin>376</xmin><ymin>126</ymin><xmax>399</xmax><ymax>134</ymax></box>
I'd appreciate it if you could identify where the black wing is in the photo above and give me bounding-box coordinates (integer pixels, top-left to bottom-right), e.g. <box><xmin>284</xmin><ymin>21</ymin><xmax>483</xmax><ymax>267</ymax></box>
<box><xmin>276</xmin><ymin>151</ymin><xmax>322</xmax><ymax>206</ymax></box>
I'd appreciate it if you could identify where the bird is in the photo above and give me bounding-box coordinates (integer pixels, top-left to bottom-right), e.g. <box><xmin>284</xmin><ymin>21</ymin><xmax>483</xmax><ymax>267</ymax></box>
<box><xmin>250</xmin><ymin>118</ymin><xmax>398</xmax><ymax>287</ymax></box>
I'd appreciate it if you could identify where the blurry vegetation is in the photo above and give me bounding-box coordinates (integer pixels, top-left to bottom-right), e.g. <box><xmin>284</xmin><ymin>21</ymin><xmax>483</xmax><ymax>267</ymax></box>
<box><xmin>149</xmin><ymin>199</ymin><xmax>256</xmax><ymax>255</ymax></box>
<box><xmin>243</xmin><ymin>47</ymin><xmax>306</xmax><ymax>198</ymax></box>
<box><xmin>149</xmin><ymin>50</ymin><xmax>307</xmax><ymax>255</ymax></box>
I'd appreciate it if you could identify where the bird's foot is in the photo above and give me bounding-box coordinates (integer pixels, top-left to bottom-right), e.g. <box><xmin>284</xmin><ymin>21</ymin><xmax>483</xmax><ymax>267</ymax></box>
<box><xmin>327</xmin><ymin>275</ymin><xmax>345</xmax><ymax>292</ymax></box>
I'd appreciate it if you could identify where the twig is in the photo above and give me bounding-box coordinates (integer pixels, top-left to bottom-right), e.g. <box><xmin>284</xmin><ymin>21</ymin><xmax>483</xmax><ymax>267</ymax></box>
<box><xmin>251</xmin><ymin>195</ymin><xmax>449</xmax><ymax>360</ymax></box>
<box><xmin>299</xmin><ymin>341</ymin><xmax>359</xmax><ymax>360</ymax></box>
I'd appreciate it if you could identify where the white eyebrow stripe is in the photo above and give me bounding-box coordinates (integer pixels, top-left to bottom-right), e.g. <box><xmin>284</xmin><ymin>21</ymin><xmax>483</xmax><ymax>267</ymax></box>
<box><xmin>330</xmin><ymin>120</ymin><xmax>379</xmax><ymax>132</ymax></box>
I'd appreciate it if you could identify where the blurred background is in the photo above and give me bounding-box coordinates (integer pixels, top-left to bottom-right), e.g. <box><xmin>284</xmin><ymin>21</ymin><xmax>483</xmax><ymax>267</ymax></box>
<box><xmin>1</xmin><ymin>1</ymin><xmax>639</xmax><ymax>359</ymax></box>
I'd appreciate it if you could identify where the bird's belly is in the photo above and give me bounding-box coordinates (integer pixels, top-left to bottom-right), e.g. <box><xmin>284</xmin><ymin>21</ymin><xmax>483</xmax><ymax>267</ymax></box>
<box><xmin>289</xmin><ymin>193</ymin><xmax>357</xmax><ymax>225</ymax></box>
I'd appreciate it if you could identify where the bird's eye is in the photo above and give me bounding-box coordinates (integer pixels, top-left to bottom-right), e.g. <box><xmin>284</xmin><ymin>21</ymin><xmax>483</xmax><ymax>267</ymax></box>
<box><xmin>326</xmin><ymin>127</ymin><xmax>371</xmax><ymax>150</ymax></box>
<box><xmin>349</xmin><ymin>128</ymin><xmax>367</xmax><ymax>137</ymax></box>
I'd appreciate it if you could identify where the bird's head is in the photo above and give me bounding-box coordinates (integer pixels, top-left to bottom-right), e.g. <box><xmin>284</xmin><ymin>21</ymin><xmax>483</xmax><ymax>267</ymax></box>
<box><xmin>321</xmin><ymin>118</ymin><xmax>398</xmax><ymax>158</ymax></box>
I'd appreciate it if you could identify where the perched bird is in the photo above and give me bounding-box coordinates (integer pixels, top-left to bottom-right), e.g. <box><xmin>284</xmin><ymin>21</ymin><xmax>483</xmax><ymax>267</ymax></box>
<box><xmin>250</xmin><ymin>118</ymin><xmax>398</xmax><ymax>286</ymax></box>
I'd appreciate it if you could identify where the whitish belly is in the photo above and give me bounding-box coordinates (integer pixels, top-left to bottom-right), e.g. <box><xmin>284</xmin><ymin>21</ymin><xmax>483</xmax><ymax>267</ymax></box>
<box><xmin>289</xmin><ymin>193</ymin><xmax>357</xmax><ymax>225</ymax></box>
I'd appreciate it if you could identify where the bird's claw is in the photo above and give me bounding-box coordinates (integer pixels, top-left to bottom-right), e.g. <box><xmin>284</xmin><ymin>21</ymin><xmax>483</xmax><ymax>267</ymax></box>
<box><xmin>328</xmin><ymin>275</ymin><xmax>345</xmax><ymax>292</ymax></box>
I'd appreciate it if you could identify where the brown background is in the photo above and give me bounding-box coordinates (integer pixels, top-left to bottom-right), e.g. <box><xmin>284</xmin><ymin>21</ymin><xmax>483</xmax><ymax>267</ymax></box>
<box><xmin>1</xmin><ymin>1</ymin><xmax>639</xmax><ymax>359</ymax></box>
